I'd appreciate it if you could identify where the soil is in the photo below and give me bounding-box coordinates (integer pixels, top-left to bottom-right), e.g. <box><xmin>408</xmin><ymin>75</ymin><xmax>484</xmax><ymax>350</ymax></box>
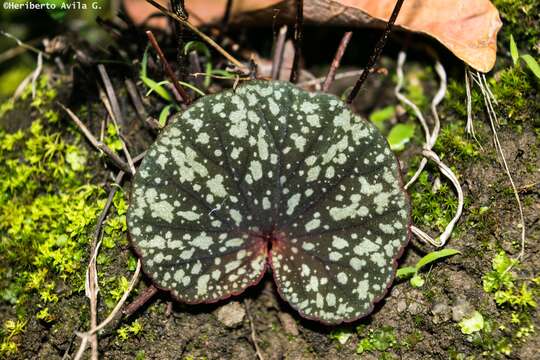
<box><xmin>1</xmin><ymin>24</ymin><xmax>539</xmax><ymax>360</ymax></box>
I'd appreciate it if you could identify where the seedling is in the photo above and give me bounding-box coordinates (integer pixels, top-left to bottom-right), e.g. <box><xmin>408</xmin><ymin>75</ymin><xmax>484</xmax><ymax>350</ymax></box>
<box><xmin>396</xmin><ymin>248</ymin><xmax>460</xmax><ymax>287</ymax></box>
<box><xmin>127</xmin><ymin>81</ymin><xmax>410</xmax><ymax>324</ymax></box>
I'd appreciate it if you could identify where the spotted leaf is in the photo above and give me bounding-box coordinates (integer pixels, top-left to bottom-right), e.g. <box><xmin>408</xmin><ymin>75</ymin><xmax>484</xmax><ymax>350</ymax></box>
<box><xmin>127</xmin><ymin>81</ymin><xmax>410</xmax><ymax>324</ymax></box>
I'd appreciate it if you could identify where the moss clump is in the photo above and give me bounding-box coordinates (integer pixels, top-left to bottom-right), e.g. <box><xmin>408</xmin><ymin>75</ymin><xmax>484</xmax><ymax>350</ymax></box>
<box><xmin>493</xmin><ymin>0</ymin><xmax>540</xmax><ymax>55</ymax></box>
<box><xmin>489</xmin><ymin>67</ymin><xmax>540</xmax><ymax>126</ymax></box>
<box><xmin>0</xmin><ymin>77</ymin><xmax>136</xmax><ymax>356</ymax></box>
<box><xmin>409</xmin><ymin>171</ymin><xmax>460</xmax><ymax>234</ymax></box>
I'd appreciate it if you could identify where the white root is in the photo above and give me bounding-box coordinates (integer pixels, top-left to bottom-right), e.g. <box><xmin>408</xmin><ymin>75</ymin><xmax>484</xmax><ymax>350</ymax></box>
<box><xmin>469</xmin><ymin>70</ymin><xmax>526</xmax><ymax>260</ymax></box>
<box><xmin>395</xmin><ymin>51</ymin><xmax>464</xmax><ymax>247</ymax></box>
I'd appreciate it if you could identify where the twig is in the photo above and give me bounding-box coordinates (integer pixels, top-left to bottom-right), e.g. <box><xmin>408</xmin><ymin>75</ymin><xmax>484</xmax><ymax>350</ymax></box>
<box><xmin>322</xmin><ymin>31</ymin><xmax>353</xmax><ymax>92</ymax></box>
<box><xmin>85</xmin><ymin>171</ymin><xmax>125</xmax><ymax>360</ymax></box>
<box><xmin>271</xmin><ymin>25</ymin><xmax>288</xmax><ymax>80</ymax></box>
<box><xmin>145</xmin><ymin>0</ymin><xmax>248</xmax><ymax>72</ymax></box>
<box><xmin>244</xmin><ymin>299</ymin><xmax>264</xmax><ymax>360</ymax></box>
<box><xmin>31</xmin><ymin>52</ymin><xmax>43</xmax><ymax>99</ymax></box>
<box><xmin>58</xmin><ymin>103</ymin><xmax>134</xmax><ymax>175</ymax></box>
<box><xmin>125</xmin><ymin>79</ymin><xmax>148</xmax><ymax>122</ymax></box>
<box><xmin>290</xmin><ymin>0</ymin><xmax>303</xmax><ymax>83</ymax></box>
<box><xmin>146</xmin><ymin>30</ymin><xmax>191</xmax><ymax>105</ymax></box>
<box><xmin>221</xmin><ymin>0</ymin><xmax>234</xmax><ymax>30</ymax></box>
<box><xmin>171</xmin><ymin>0</ymin><xmax>189</xmax><ymax>81</ymax></box>
<box><xmin>124</xmin><ymin>285</ymin><xmax>159</xmax><ymax>316</ymax></box>
<box><xmin>0</xmin><ymin>30</ymin><xmax>50</xmax><ymax>59</ymax></box>
<box><xmin>347</xmin><ymin>0</ymin><xmax>405</xmax><ymax>104</ymax></box>
<box><xmin>74</xmin><ymin>259</ymin><xmax>142</xmax><ymax>360</ymax></box>
<box><xmin>98</xmin><ymin>86</ymin><xmax>137</xmax><ymax>174</ymax></box>
<box><xmin>97</xmin><ymin>64</ymin><xmax>126</xmax><ymax>127</ymax></box>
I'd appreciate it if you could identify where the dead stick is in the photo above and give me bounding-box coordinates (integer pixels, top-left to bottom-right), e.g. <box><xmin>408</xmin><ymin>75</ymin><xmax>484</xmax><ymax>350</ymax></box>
<box><xmin>322</xmin><ymin>31</ymin><xmax>353</xmax><ymax>92</ymax></box>
<box><xmin>124</xmin><ymin>285</ymin><xmax>159</xmax><ymax>316</ymax></box>
<box><xmin>347</xmin><ymin>0</ymin><xmax>405</xmax><ymax>104</ymax></box>
<box><xmin>88</xmin><ymin>171</ymin><xmax>125</xmax><ymax>360</ymax></box>
<box><xmin>97</xmin><ymin>86</ymin><xmax>136</xmax><ymax>174</ymax></box>
<box><xmin>97</xmin><ymin>64</ymin><xmax>126</xmax><ymax>127</ymax></box>
<box><xmin>146</xmin><ymin>30</ymin><xmax>191</xmax><ymax>105</ymax></box>
<box><xmin>221</xmin><ymin>0</ymin><xmax>234</xmax><ymax>30</ymax></box>
<box><xmin>124</xmin><ymin>79</ymin><xmax>148</xmax><ymax>122</ymax></box>
<box><xmin>145</xmin><ymin>0</ymin><xmax>247</xmax><ymax>72</ymax></box>
<box><xmin>290</xmin><ymin>0</ymin><xmax>303</xmax><ymax>83</ymax></box>
<box><xmin>271</xmin><ymin>25</ymin><xmax>288</xmax><ymax>80</ymax></box>
<box><xmin>244</xmin><ymin>299</ymin><xmax>264</xmax><ymax>360</ymax></box>
<box><xmin>59</xmin><ymin>103</ymin><xmax>134</xmax><ymax>175</ymax></box>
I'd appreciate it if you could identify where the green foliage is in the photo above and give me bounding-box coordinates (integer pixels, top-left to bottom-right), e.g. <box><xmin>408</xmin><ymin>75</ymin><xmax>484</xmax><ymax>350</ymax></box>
<box><xmin>128</xmin><ymin>81</ymin><xmax>410</xmax><ymax>324</ymax></box>
<box><xmin>0</xmin><ymin>320</ymin><xmax>26</xmax><ymax>356</ymax></box>
<box><xmin>0</xmin><ymin>77</ymin><xmax>134</xmax><ymax>351</ymax></box>
<box><xmin>520</xmin><ymin>54</ymin><xmax>540</xmax><ymax>80</ymax></box>
<box><xmin>396</xmin><ymin>249</ymin><xmax>460</xmax><ymax>287</ymax></box>
<box><xmin>356</xmin><ymin>326</ymin><xmax>397</xmax><ymax>355</ymax></box>
<box><xmin>329</xmin><ymin>328</ymin><xmax>353</xmax><ymax>345</ymax></box>
<box><xmin>369</xmin><ymin>106</ymin><xmax>395</xmax><ymax>131</ymax></box>
<box><xmin>509</xmin><ymin>35</ymin><xmax>519</xmax><ymax>65</ymax></box>
<box><xmin>410</xmin><ymin>171</ymin><xmax>459</xmax><ymax>233</ymax></box>
<box><xmin>117</xmin><ymin>320</ymin><xmax>144</xmax><ymax>341</ymax></box>
<box><xmin>493</xmin><ymin>0</ymin><xmax>539</xmax><ymax>55</ymax></box>
<box><xmin>387</xmin><ymin>123</ymin><xmax>416</xmax><ymax>151</ymax></box>
<box><xmin>433</xmin><ymin>122</ymin><xmax>480</xmax><ymax>161</ymax></box>
<box><xmin>140</xmin><ymin>46</ymin><xmax>173</xmax><ymax>102</ymax></box>
<box><xmin>482</xmin><ymin>252</ymin><xmax>538</xmax><ymax>309</ymax></box>
<box><xmin>459</xmin><ymin>311</ymin><xmax>485</xmax><ymax>335</ymax></box>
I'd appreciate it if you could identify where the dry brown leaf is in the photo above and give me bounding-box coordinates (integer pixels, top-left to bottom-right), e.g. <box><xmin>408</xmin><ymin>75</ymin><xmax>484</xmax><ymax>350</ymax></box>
<box><xmin>124</xmin><ymin>0</ymin><xmax>502</xmax><ymax>72</ymax></box>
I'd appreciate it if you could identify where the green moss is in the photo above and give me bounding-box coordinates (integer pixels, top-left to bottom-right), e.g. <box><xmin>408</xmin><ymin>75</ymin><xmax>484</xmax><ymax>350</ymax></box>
<box><xmin>0</xmin><ymin>77</ymin><xmax>135</xmax><ymax>355</ymax></box>
<box><xmin>356</xmin><ymin>326</ymin><xmax>397</xmax><ymax>355</ymax></box>
<box><xmin>489</xmin><ymin>66</ymin><xmax>540</xmax><ymax>125</ymax></box>
<box><xmin>434</xmin><ymin>121</ymin><xmax>481</xmax><ymax>161</ymax></box>
<box><xmin>493</xmin><ymin>0</ymin><xmax>540</xmax><ymax>55</ymax></box>
<box><xmin>410</xmin><ymin>171</ymin><xmax>460</xmax><ymax>233</ymax></box>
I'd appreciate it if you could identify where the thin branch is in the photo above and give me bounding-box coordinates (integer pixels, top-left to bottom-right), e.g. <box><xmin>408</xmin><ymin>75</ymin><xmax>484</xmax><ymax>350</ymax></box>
<box><xmin>85</xmin><ymin>171</ymin><xmax>125</xmax><ymax>360</ymax></box>
<box><xmin>74</xmin><ymin>259</ymin><xmax>142</xmax><ymax>360</ymax></box>
<box><xmin>123</xmin><ymin>285</ymin><xmax>159</xmax><ymax>316</ymax></box>
<box><xmin>290</xmin><ymin>0</ymin><xmax>303</xmax><ymax>83</ymax></box>
<box><xmin>58</xmin><ymin>103</ymin><xmax>134</xmax><ymax>175</ymax></box>
<box><xmin>146</xmin><ymin>30</ymin><xmax>191</xmax><ymax>105</ymax></box>
<box><xmin>124</xmin><ymin>79</ymin><xmax>148</xmax><ymax>122</ymax></box>
<box><xmin>322</xmin><ymin>31</ymin><xmax>353</xmax><ymax>92</ymax></box>
<box><xmin>221</xmin><ymin>0</ymin><xmax>234</xmax><ymax>30</ymax></box>
<box><xmin>244</xmin><ymin>299</ymin><xmax>264</xmax><ymax>360</ymax></box>
<box><xmin>31</xmin><ymin>52</ymin><xmax>43</xmax><ymax>99</ymax></box>
<box><xmin>347</xmin><ymin>0</ymin><xmax>405</xmax><ymax>104</ymax></box>
<box><xmin>145</xmin><ymin>0</ymin><xmax>247</xmax><ymax>72</ymax></box>
<box><xmin>97</xmin><ymin>64</ymin><xmax>126</xmax><ymax>127</ymax></box>
<box><xmin>97</xmin><ymin>86</ymin><xmax>136</xmax><ymax>174</ymax></box>
<box><xmin>0</xmin><ymin>30</ymin><xmax>50</xmax><ymax>59</ymax></box>
<box><xmin>271</xmin><ymin>25</ymin><xmax>288</xmax><ymax>80</ymax></box>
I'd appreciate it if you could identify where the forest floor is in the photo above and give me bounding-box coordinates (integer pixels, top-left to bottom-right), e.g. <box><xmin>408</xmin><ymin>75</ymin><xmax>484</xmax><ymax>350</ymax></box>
<box><xmin>0</xmin><ymin>2</ymin><xmax>539</xmax><ymax>359</ymax></box>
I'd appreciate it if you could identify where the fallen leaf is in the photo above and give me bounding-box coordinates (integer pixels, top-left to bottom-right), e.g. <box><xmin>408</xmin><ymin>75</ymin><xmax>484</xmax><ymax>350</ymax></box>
<box><xmin>124</xmin><ymin>0</ymin><xmax>502</xmax><ymax>72</ymax></box>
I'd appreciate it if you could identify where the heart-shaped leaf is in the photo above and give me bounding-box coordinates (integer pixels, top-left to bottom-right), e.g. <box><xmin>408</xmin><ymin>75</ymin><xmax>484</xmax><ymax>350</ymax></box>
<box><xmin>127</xmin><ymin>81</ymin><xmax>410</xmax><ymax>324</ymax></box>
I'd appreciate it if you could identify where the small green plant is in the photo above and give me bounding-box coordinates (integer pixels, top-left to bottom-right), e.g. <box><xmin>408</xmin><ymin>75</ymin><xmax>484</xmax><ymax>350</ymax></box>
<box><xmin>0</xmin><ymin>319</ymin><xmax>27</xmax><ymax>356</ymax></box>
<box><xmin>117</xmin><ymin>320</ymin><xmax>144</xmax><ymax>341</ymax></box>
<box><xmin>329</xmin><ymin>328</ymin><xmax>353</xmax><ymax>345</ymax></box>
<box><xmin>396</xmin><ymin>248</ymin><xmax>460</xmax><ymax>287</ymax></box>
<box><xmin>509</xmin><ymin>34</ymin><xmax>540</xmax><ymax>80</ymax></box>
<box><xmin>483</xmin><ymin>251</ymin><xmax>538</xmax><ymax>309</ymax></box>
<box><xmin>356</xmin><ymin>326</ymin><xmax>397</xmax><ymax>355</ymax></box>
<box><xmin>459</xmin><ymin>311</ymin><xmax>485</xmax><ymax>335</ymax></box>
